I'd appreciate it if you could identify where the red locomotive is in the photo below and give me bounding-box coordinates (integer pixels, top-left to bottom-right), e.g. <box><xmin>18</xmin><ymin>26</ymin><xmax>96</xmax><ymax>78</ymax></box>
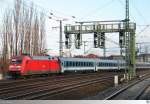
<box><xmin>8</xmin><ymin>55</ymin><xmax>61</xmax><ymax>78</ymax></box>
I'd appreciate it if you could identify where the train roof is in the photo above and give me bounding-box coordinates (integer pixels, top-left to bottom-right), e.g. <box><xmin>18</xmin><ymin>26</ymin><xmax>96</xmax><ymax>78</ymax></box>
<box><xmin>31</xmin><ymin>56</ymin><xmax>54</xmax><ymax>60</ymax></box>
<box><xmin>59</xmin><ymin>57</ymin><xmax>125</xmax><ymax>63</ymax></box>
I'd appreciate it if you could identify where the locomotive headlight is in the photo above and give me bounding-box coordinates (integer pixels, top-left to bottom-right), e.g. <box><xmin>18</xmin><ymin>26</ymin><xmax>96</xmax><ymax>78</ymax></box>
<box><xmin>16</xmin><ymin>66</ymin><xmax>21</xmax><ymax>70</ymax></box>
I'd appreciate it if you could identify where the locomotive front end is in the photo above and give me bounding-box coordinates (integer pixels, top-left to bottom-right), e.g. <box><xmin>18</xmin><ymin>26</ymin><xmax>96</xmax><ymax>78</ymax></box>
<box><xmin>8</xmin><ymin>57</ymin><xmax>23</xmax><ymax>78</ymax></box>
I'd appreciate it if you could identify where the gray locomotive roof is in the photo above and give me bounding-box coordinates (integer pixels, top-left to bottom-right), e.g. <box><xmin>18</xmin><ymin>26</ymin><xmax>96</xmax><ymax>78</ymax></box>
<box><xmin>31</xmin><ymin>56</ymin><xmax>52</xmax><ymax>60</ymax></box>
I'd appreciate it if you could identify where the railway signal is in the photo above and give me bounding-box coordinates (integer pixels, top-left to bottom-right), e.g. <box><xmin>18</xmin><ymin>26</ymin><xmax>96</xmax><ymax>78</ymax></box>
<box><xmin>94</xmin><ymin>32</ymin><xmax>98</xmax><ymax>48</ymax></box>
<box><xmin>100</xmin><ymin>32</ymin><xmax>105</xmax><ymax>48</ymax></box>
<box><xmin>65</xmin><ymin>33</ymin><xmax>72</xmax><ymax>49</ymax></box>
<box><xmin>119</xmin><ymin>31</ymin><xmax>125</xmax><ymax>48</ymax></box>
<box><xmin>94</xmin><ymin>32</ymin><xmax>105</xmax><ymax>48</ymax></box>
<box><xmin>75</xmin><ymin>33</ymin><xmax>82</xmax><ymax>49</ymax></box>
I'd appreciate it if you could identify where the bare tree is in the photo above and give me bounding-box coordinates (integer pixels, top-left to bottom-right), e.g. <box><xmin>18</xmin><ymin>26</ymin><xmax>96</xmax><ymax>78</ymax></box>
<box><xmin>14</xmin><ymin>0</ymin><xmax>22</xmax><ymax>55</ymax></box>
<box><xmin>39</xmin><ymin>12</ymin><xmax>46</xmax><ymax>54</ymax></box>
<box><xmin>1</xmin><ymin>0</ymin><xmax>46</xmax><ymax>75</ymax></box>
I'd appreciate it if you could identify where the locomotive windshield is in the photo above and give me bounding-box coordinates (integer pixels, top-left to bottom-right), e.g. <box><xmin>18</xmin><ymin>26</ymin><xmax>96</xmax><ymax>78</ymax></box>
<box><xmin>11</xmin><ymin>58</ymin><xmax>22</xmax><ymax>64</ymax></box>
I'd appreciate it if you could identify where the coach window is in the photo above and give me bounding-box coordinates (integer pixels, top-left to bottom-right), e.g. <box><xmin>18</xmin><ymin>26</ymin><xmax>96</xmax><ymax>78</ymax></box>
<box><xmin>98</xmin><ymin>63</ymin><xmax>100</xmax><ymax>66</ymax></box>
<box><xmin>73</xmin><ymin>62</ymin><xmax>75</xmax><ymax>67</ymax></box>
<box><xmin>102</xmin><ymin>63</ymin><xmax>105</xmax><ymax>66</ymax></box>
<box><xmin>69</xmin><ymin>61</ymin><xmax>71</xmax><ymax>67</ymax></box>
<box><xmin>67</xmin><ymin>61</ymin><xmax>70</xmax><ymax>67</ymax></box>
<box><xmin>105</xmin><ymin>63</ymin><xmax>107</xmax><ymax>67</ymax></box>
<box><xmin>67</xmin><ymin>61</ymin><xmax>69</xmax><ymax>67</ymax></box>
<box><xmin>78</xmin><ymin>62</ymin><xmax>80</xmax><ymax>67</ymax></box>
<box><xmin>86</xmin><ymin>62</ymin><xmax>88</xmax><ymax>66</ymax></box>
<box><xmin>71</xmin><ymin>61</ymin><xmax>73</xmax><ymax>67</ymax></box>
<box><xmin>71</xmin><ymin>62</ymin><xmax>73</xmax><ymax>67</ymax></box>
<box><xmin>82</xmin><ymin>62</ymin><xmax>84</xmax><ymax>67</ymax></box>
<box><xmin>90</xmin><ymin>63</ymin><xmax>91</xmax><ymax>66</ymax></box>
<box><xmin>65</xmin><ymin>62</ymin><xmax>67</xmax><ymax>67</ymax></box>
<box><xmin>113</xmin><ymin>63</ymin><xmax>115</xmax><ymax>66</ymax></box>
<box><xmin>105</xmin><ymin>63</ymin><xmax>108</xmax><ymax>67</ymax></box>
<box><xmin>108</xmin><ymin>63</ymin><xmax>110</xmax><ymax>67</ymax></box>
<box><xmin>76</xmin><ymin>62</ymin><xmax>77</xmax><ymax>67</ymax></box>
<box><xmin>103</xmin><ymin>63</ymin><xmax>105</xmax><ymax>67</ymax></box>
<box><xmin>106</xmin><ymin>63</ymin><xmax>108</xmax><ymax>67</ymax></box>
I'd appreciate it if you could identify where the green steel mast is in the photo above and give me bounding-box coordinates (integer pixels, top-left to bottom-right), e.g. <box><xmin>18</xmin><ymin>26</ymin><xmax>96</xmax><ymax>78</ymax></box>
<box><xmin>125</xmin><ymin>0</ymin><xmax>136</xmax><ymax>79</ymax></box>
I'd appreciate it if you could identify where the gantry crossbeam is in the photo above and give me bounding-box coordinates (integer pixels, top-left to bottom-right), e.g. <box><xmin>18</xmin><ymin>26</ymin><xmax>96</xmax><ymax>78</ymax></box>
<box><xmin>64</xmin><ymin>22</ymin><xmax>136</xmax><ymax>34</ymax></box>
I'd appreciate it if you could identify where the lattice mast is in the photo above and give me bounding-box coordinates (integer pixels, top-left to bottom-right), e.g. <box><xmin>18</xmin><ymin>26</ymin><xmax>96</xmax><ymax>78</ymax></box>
<box><xmin>125</xmin><ymin>0</ymin><xmax>136</xmax><ymax>78</ymax></box>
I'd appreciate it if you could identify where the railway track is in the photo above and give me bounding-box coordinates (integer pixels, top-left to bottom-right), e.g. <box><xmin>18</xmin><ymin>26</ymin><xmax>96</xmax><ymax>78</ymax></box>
<box><xmin>0</xmin><ymin>73</ymin><xmax>117</xmax><ymax>93</ymax></box>
<box><xmin>0</xmin><ymin>70</ymin><xmax>149</xmax><ymax>100</ymax></box>
<box><xmin>12</xmin><ymin>76</ymin><xmax>114</xmax><ymax>100</ymax></box>
<box><xmin>0</xmin><ymin>72</ymin><xmax>121</xmax><ymax>100</ymax></box>
<box><xmin>0</xmin><ymin>71</ymin><xmax>116</xmax><ymax>84</ymax></box>
<box><xmin>104</xmin><ymin>74</ymin><xmax>150</xmax><ymax>100</ymax></box>
<box><xmin>0</xmin><ymin>72</ymin><xmax>119</xmax><ymax>88</ymax></box>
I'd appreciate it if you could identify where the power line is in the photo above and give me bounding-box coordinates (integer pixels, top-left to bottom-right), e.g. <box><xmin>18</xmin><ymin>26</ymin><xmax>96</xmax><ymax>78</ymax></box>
<box><xmin>130</xmin><ymin>0</ymin><xmax>149</xmax><ymax>25</ymax></box>
<box><xmin>2</xmin><ymin>0</ymin><xmax>75</xmax><ymax>22</ymax></box>
<box><xmin>137</xmin><ymin>25</ymin><xmax>150</xmax><ymax>35</ymax></box>
<box><xmin>79</xmin><ymin>0</ymin><xmax>115</xmax><ymax>20</ymax></box>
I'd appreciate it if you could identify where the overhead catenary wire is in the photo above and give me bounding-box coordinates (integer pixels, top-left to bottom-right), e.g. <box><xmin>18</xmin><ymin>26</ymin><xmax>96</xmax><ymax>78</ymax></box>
<box><xmin>79</xmin><ymin>0</ymin><xmax>115</xmax><ymax>21</ymax></box>
<box><xmin>130</xmin><ymin>0</ymin><xmax>149</xmax><ymax>25</ymax></box>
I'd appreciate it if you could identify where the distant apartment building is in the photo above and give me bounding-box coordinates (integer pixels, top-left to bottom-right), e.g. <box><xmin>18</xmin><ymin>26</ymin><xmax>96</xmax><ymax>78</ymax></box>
<box><xmin>108</xmin><ymin>55</ymin><xmax>124</xmax><ymax>60</ymax></box>
<box><xmin>136</xmin><ymin>54</ymin><xmax>150</xmax><ymax>62</ymax></box>
<box><xmin>108</xmin><ymin>54</ymin><xmax>150</xmax><ymax>63</ymax></box>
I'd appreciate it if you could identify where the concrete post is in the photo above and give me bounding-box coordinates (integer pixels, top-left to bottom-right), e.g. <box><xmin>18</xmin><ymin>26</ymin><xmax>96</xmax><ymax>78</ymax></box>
<box><xmin>0</xmin><ymin>73</ymin><xmax>3</xmax><ymax>80</ymax></box>
<box><xmin>114</xmin><ymin>75</ymin><xmax>118</xmax><ymax>87</ymax></box>
<box><xmin>124</xmin><ymin>74</ymin><xmax>126</xmax><ymax>79</ymax></box>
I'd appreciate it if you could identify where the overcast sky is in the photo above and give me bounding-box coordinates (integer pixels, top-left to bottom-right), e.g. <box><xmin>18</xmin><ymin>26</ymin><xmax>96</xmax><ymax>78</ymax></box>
<box><xmin>0</xmin><ymin>0</ymin><xmax>150</xmax><ymax>56</ymax></box>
